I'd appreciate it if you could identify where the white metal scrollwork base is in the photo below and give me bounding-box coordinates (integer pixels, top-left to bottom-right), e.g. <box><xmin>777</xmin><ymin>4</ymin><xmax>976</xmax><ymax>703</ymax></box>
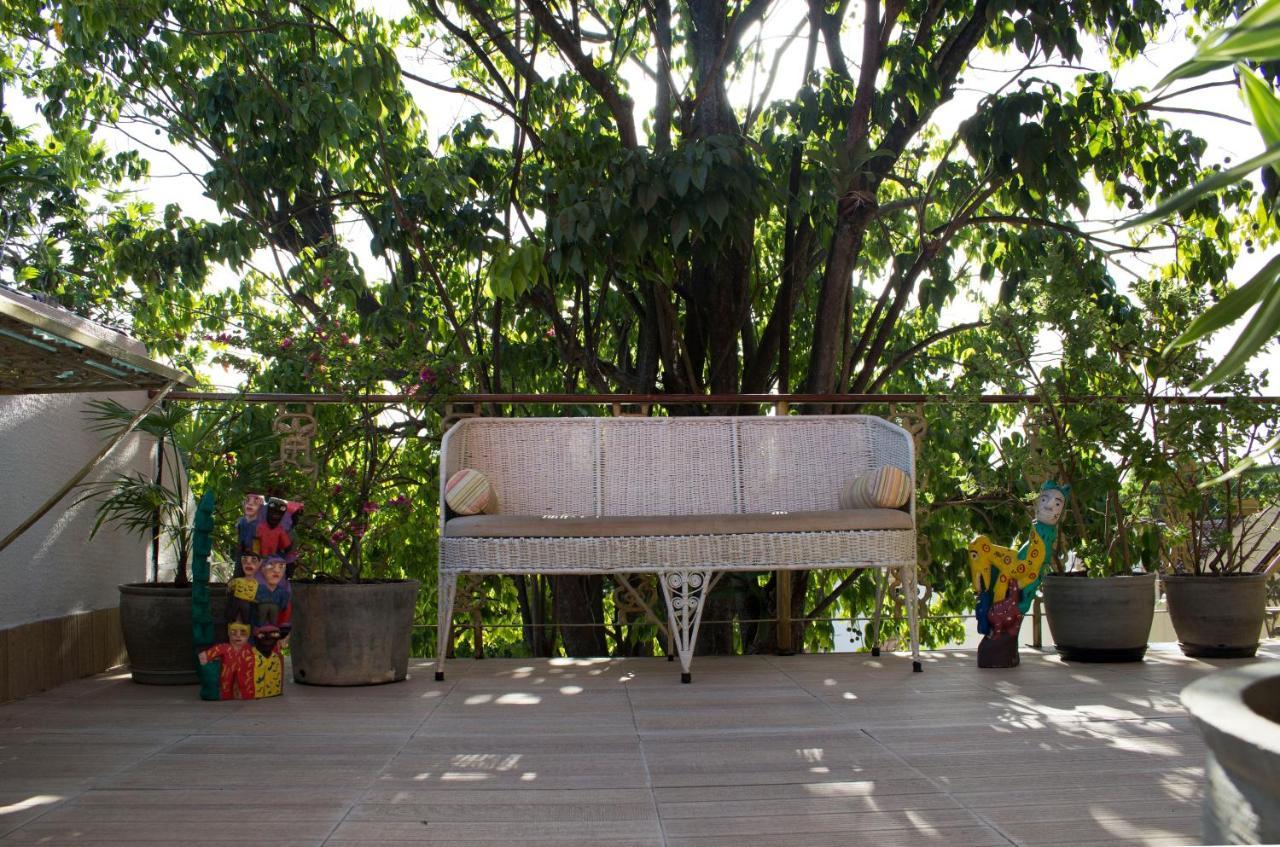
<box><xmin>658</xmin><ymin>569</ymin><xmax>715</xmax><ymax>683</ymax></box>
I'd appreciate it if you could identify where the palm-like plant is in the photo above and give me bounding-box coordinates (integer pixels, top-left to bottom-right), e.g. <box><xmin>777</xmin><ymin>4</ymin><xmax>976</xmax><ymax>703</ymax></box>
<box><xmin>76</xmin><ymin>399</ymin><xmax>269</xmax><ymax>585</ymax></box>
<box><xmin>1128</xmin><ymin>1</ymin><xmax>1280</xmax><ymax>389</ymax></box>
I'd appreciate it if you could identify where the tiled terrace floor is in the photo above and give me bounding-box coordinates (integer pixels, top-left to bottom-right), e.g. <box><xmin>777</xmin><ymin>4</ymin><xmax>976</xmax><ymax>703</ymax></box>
<box><xmin>2</xmin><ymin>644</ymin><xmax>1276</xmax><ymax>846</ymax></box>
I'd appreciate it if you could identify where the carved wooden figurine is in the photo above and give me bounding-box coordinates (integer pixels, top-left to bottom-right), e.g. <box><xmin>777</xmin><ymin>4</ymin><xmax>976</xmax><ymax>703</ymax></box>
<box><xmin>968</xmin><ymin>481</ymin><xmax>1068</xmax><ymax>668</ymax></box>
<box><xmin>193</xmin><ymin>491</ymin><xmax>298</xmax><ymax>701</ymax></box>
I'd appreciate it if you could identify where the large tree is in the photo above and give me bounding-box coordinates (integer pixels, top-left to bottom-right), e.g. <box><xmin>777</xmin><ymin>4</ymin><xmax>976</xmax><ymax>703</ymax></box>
<box><xmin>0</xmin><ymin>0</ymin><xmax>1261</xmax><ymax>654</ymax></box>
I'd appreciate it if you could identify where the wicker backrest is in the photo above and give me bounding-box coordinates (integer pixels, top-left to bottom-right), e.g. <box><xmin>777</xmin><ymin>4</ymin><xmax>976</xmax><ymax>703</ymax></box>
<box><xmin>439</xmin><ymin>415</ymin><xmax>914</xmax><ymax>522</ymax></box>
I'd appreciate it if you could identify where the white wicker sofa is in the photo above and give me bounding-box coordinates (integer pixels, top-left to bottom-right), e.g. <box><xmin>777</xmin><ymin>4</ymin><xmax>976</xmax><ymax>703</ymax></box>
<box><xmin>436</xmin><ymin>415</ymin><xmax>919</xmax><ymax>682</ymax></box>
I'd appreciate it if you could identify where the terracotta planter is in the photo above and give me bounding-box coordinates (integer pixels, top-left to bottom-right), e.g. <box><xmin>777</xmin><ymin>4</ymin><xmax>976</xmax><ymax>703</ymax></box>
<box><xmin>1182</xmin><ymin>663</ymin><xmax>1280</xmax><ymax>844</ymax></box>
<box><xmin>290</xmin><ymin>579</ymin><xmax>420</xmax><ymax>686</ymax></box>
<box><xmin>119</xmin><ymin>582</ymin><xmax>227</xmax><ymax>684</ymax></box>
<box><xmin>1042</xmin><ymin>572</ymin><xmax>1156</xmax><ymax>662</ymax></box>
<box><xmin>1163</xmin><ymin>572</ymin><xmax>1266</xmax><ymax>659</ymax></box>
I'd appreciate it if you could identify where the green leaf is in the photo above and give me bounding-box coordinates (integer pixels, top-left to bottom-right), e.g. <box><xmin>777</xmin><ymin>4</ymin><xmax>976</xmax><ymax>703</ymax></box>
<box><xmin>1203</xmin><ymin>428</ymin><xmax>1280</xmax><ymax>485</ymax></box>
<box><xmin>628</xmin><ymin>219</ymin><xmax>647</xmax><ymax>249</ymax></box>
<box><xmin>1239</xmin><ymin>63</ymin><xmax>1280</xmax><ymax>156</ymax></box>
<box><xmin>672</xmin><ymin>165</ymin><xmax>691</xmax><ymax>197</ymax></box>
<box><xmin>1157</xmin><ymin>0</ymin><xmax>1280</xmax><ymax>87</ymax></box>
<box><xmin>707</xmin><ymin>194</ymin><xmax>729</xmax><ymax>227</ymax></box>
<box><xmin>1167</xmin><ymin>251</ymin><xmax>1280</xmax><ymax>353</ymax></box>
<box><xmin>671</xmin><ymin>211</ymin><xmax>689</xmax><ymax>247</ymax></box>
<box><xmin>1122</xmin><ymin>143</ymin><xmax>1280</xmax><ymax>229</ymax></box>
<box><xmin>1192</xmin><ymin>265</ymin><xmax>1280</xmax><ymax>389</ymax></box>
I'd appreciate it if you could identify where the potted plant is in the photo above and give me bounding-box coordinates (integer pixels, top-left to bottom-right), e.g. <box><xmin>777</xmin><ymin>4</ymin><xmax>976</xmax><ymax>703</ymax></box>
<box><xmin>78</xmin><ymin>399</ymin><xmax>251</xmax><ymax>684</ymax></box>
<box><xmin>992</xmin><ymin>308</ymin><xmax>1162</xmax><ymax>662</ymax></box>
<box><xmin>1155</xmin><ymin>398</ymin><xmax>1280</xmax><ymax>658</ymax></box>
<box><xmin>284</xmin><ymin>406</ymin><xmax>421</xmax><ymax>686</ymax></box>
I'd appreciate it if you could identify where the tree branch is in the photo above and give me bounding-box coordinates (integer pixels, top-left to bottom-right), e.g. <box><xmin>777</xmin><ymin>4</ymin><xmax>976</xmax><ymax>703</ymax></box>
<box><xmin>864</xmin><ymin>320</ymin><xmax>985</xmax><ymax>393</ymax></box>
<box><xmin>450</xmin><ymin>0</ymin><xmax>546</xmax><ymax>86</ymax></box>
<box><xmin>523</xmin><ymin>0</ymin><xmax>639</xmax><ymax>147</ymax></box>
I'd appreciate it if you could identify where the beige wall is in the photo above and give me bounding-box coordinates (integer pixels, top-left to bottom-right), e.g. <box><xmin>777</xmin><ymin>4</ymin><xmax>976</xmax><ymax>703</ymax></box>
<box><xmin>0</xmin><ymin>390</ymin><xmax>181</xmax><ymax>700</ymax></box>
<box><xmin>0</xmin><ymin>391</ymin><xmax>167</xmax><ymax>630</ymax></box>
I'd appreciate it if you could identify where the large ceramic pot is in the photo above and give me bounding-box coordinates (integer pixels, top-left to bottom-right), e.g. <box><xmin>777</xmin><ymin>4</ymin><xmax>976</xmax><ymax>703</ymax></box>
<box><xmin>1182</xmin><ymin>662</ymin><xmax>1280</xmax><ymax>844</ymax></box>
<box><xmin>290</xmin><ymin>579</ymin><xmax>420</xmax><ymax>686</ymax></box>
<box><xmin>1042</xmin><ymin>572</ymin><xmax>1156</xmax><ymax>662</ymax></box>
<box><xmin>1163</xmin><ymin>572</ymin><xmax>1267</xmax><ymax>658</ymax></box>
<box><xmin>119</xmin><ymin>582</ymin><xmax>227</xmax><ymax>684</ymax></box>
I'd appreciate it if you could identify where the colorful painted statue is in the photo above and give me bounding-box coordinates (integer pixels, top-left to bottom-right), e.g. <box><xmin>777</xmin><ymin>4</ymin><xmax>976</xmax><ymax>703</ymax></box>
<box><xmin>254</xmin><ymin>555</ymin><xmax>292</xmax><ymax>631</ymax></box>
<box><xmin>255</xmin><ymin>497</ymin><xmax>295</xmax><ymax>559</ymax></box>
<box><xmin>968</xmin><ymin>481</ymin><xmax>1069</xmax><ymax>668</ymax></box>
<box><xmin>194</xmin><ymin>491</ymin><xmax>300</xmax><ymax>702</ymax></box>
<box><xmin>236</xmin><ymin>494</ymin><xmax>265</xmax><ymax>562</ymax></box>
<box><xmin>198</xmin><ymin>622</ymin><xmax>258</xmax><ymax>699</ymax></box>
<box><xmin>226</xmin><ymin>551</ymin><xmax>261</xmax><ymax>627</ymax></box>
<box><xmin>250</xmin><ymin>624</ymin><xmax>285</xmax><ymax>698</ymax></box>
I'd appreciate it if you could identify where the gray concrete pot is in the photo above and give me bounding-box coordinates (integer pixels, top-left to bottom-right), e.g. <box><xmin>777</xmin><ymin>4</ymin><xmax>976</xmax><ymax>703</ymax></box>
<box><xmin>119</xmin><ymin>582</ymin><xmax>227</xmax><ymax>684</ymax></box>
<box><xmin>1043</xmin><ymin>572</ymin><xmax>1156</xmax><ymax>662</ymax></box>
<box><xmin>1182</xmin><ymin>662</ymin><xmax>1280</xmax><ymax>844</ymax></box>
<box><xmin>290</xmin><ymin>579</ymin><xmax>420</xmax><ymax>686</ymax></box>
<box><xmin>1163</xmin><ymin>573</ymin><xmax>1266</xmax><ymax>659</ymax></box>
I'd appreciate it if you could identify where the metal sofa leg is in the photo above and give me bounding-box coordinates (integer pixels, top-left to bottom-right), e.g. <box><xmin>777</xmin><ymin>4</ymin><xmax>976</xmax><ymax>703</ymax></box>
<box><xmin>870</xmin><ymin>567</ymin><xmax>887</xmax><ymax>657</ymax></box>
<box><xmin>435</xmin><ymin>572</ymin><xmax>457</xmax><ymax>681</ymax></box>
<box><xmin>902</xmin><ymin>563</ymin><xmax>922</xmax><ymax>672</ymax></box>
<box><xmin>659</xmin><ymin>569</ymin><xmax>713</xmax><ymax>684</ymax></box>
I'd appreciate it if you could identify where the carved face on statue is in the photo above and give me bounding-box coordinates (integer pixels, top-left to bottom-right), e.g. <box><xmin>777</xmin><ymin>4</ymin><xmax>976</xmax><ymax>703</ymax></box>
<box><xmin>253</xmin><ymin>624</ymin><xmax>282</xmax><ymax>657</ymax></box>
<box><xmin>265</xmin><ymin>498</ymin><xmax>287</xmax><ymax>528</ymax></box>
<box><xmin>240</xmin><ymin>553</ymin><xmax>260</xmax><ymax>577</ymax></box>
<box><xmin>243</xmin><ymin>494</ymin><xmax>264</xmax><ymax>522</ymax></box>
<box><xmin>261</xmin><ymin>558</ymin><xmax>286</xmax><ymax>590</ymax></box>
<box><xmin>1036</xmin><ymin>489</ymin><xmax>1066</xmax><ymax>526</ymax></box>
<box><xmin>228</xmin><ymin>622</ymin><xmax>250</xmax><ymax>648</ymax></box>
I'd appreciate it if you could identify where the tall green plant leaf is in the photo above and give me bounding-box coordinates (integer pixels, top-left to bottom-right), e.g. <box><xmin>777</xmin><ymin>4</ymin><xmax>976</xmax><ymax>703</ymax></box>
<box><xmin>1157</xmin><ymin>0</ymin><xmax>1280</xmax><ymax>87</ymax></box>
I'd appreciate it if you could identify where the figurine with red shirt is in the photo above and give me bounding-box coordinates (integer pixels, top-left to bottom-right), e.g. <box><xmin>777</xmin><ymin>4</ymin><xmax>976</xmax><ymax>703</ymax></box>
<box><xmin>198</xmin><ymin>622</ymin><xmax>257</xmax><ymax>699</ymax></box>
<box><xmin>255</xmin><ymin>497</ymin><xmax>294</xmax><ymax>559</ymax></box>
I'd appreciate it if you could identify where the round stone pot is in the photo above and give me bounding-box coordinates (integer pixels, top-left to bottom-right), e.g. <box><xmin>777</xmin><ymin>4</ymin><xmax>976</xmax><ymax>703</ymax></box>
<box><xmin>119</xmin><ymin>582</ymin><xmax>227</xmax><ymax>684</ymax></box>
<box><xmin>1163</xmin><ymin>572</ymin><xmax>1267</xmax><ymax>659</ymax></box>
<box><xmin>290</xmin><ymin>579</ymin><xmax>420</xmax><ymax>686</ymax></box>
<box><xmin>1182</xmin><ymin>663</ymin><xmax>1280</xmax><ymax>844</ymax></box>
<box><xmin>1042</xmin><ymin>572</ymin><xmax>1156</xmax><ymax>662</ymax></box>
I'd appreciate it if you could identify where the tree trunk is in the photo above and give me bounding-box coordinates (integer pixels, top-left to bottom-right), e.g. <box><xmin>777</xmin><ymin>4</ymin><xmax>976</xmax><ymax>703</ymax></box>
<box><xmin>553</xmin><ymin>575</ymin><xmax>609</xmax><ymax>657</ymax></box>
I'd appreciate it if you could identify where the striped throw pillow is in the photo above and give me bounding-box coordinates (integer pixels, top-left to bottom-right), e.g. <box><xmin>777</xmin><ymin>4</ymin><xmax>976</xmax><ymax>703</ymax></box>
<box><xmin>840</xmin><ymin>466</ymin><xmax>912</xmax><ymax>510</ymax></box>
<box><xmin>445</xmin><ymin>468</ymin><xmax>496</xmax><ymax>516</ymax></box>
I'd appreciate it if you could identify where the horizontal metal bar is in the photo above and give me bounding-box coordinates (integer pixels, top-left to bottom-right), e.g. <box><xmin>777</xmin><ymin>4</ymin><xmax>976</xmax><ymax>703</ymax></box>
<box><xmin>155</xmin><ymin>390</ymin><xmax>1280</xmax><ymax>407</ymax></box>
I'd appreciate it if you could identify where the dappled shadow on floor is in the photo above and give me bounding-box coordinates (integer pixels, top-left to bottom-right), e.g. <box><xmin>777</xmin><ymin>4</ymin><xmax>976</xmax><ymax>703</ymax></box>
<box><xmin>0</xmin><ymin>644</ymin><xmax>1274</xmax><ymax>845</ymax></box>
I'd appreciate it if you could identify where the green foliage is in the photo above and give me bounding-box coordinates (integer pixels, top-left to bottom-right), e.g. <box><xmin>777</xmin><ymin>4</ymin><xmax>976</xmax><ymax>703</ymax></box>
<box><xmin>1131</xmin><ymin>1</ymin><xmax>1280</xmax><ymax>389</ymax></box>
<box><xmin>75</xmin><ymin>398</ymin><xmax>271</xmax><ymax>583</ymax></box>
<box><xmin>2</xmin><ymin>0</ymin><xmax>1273</xmax><ymax>652</ymax></box>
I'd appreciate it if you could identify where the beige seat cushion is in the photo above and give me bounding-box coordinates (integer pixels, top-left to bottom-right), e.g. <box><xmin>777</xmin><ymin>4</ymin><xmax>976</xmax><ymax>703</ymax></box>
<box><xmin>444</xmin><ymin>509</ymin><xmax>912</xmax><ymax>539</ymax></box>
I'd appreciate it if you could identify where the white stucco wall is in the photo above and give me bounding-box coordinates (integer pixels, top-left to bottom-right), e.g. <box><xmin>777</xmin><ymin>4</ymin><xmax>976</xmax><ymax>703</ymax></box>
<box><xmin>0</xmin><ymin>390</ymin><xmax>171</xmax><ymax>629</ymax></box>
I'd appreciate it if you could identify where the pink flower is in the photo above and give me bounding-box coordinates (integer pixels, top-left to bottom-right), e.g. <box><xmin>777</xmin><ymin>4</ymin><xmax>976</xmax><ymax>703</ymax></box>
<box><xmin>331</xmin><ymin>483</ymin><xmax>343</xmax><ymax>495</ymax></box>
<box><xmin>419</xmin><ymin>367</ymin><xmax>436</xmax><ymax>384</ymax></box>
<box><xmin>546</xmin><ymin>327</ymin><xmax>556</xmax><ymax>338</ymax></box>
<box><xmin>330</xmin><ymin>529</ymin><xmax>346</xmax><ymax>545</ymax></box>
<box><xmin>278</xmin><ymin>337</ymin><xmax>294</xmax><ymax>350</ymax></box>
<box><xmin>362</xmin><ymin>501</ymin><xmax>380</xmax><ymax>513</ymax></box>
<box><xmin>351</xmin><ymin>525</ymin><xmax>367</xmax><ymax>539</ymax></box>
<box><xmin>339</xmin><ymin>333</ymin><xmax>352</xmax><ymax>346</ymax></box>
